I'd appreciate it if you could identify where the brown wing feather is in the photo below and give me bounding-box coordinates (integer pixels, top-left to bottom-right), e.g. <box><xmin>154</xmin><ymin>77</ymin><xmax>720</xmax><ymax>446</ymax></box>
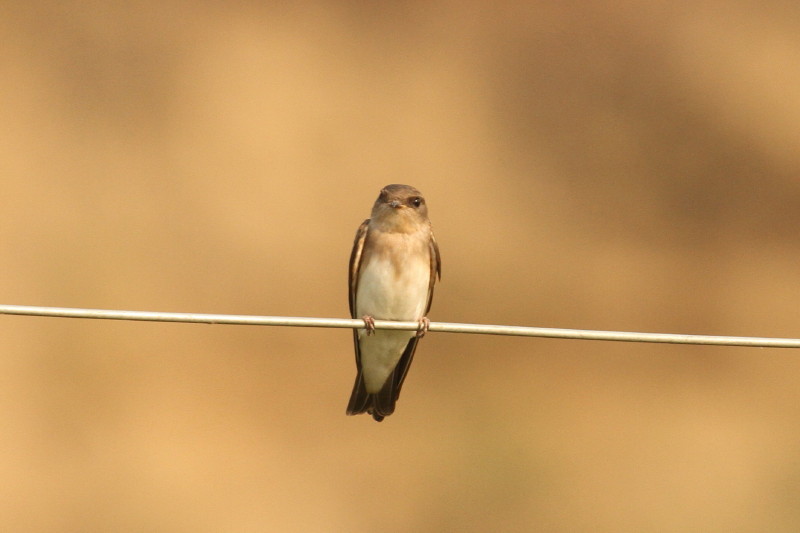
<box><xmin>346</xmin><ymin>220</ymin><xmax>371</xmax><ymax>417</ymax></box>
<box><xmin>348</xmin><ymin>220</ymin><xmax>370</xmax><ymax>319</ymax></box>
<box><xmin>425</xmin><ymin>231</ymin><xmax>441</xmax><ymax>315</ymax></box>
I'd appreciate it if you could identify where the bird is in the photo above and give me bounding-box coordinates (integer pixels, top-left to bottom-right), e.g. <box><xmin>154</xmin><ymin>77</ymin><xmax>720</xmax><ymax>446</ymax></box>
<box><xmin>346</xmin><ymin>184</ymin><xmax>441</xmax><ymax>421</ymax></box>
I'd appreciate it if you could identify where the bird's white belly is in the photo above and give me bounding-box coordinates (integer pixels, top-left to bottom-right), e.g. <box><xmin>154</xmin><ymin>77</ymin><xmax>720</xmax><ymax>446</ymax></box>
<box><xmin>355</xmin><ymin>254</ymin><xmax>430</xmax><ymax>321</ymax></box>
<box><xmin>358</xmin><ymin>331</ymin><xmax>415</xmax><ymax>392</ymax></box>
<box><xmin>355</xmin><ymin>243</ymin><xmax>431</xmax><ymax>393</ymax></box>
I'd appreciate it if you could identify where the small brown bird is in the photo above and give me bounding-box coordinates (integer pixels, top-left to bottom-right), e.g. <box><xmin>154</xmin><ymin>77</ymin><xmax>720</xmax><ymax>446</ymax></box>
<box><xmin>346</xmin><ymin>184</ymin><xmax>441</xmax><ymax>421</ymax></box>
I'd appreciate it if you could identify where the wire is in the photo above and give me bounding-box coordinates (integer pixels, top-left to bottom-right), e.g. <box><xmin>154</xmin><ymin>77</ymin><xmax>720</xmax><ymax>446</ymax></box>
<box><xmin>1</xmin><ymin>304</ymin><xmax>798</xmax><ymax>348</ymax></box>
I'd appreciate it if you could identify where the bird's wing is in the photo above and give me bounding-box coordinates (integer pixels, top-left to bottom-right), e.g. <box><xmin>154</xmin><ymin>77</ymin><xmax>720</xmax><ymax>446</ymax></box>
<box><xmin>425</xmin><ymin>230</ymin><xmax>441</xmax><ymax>315</ymax></box>
<box><xmin>348</xmin><ymin>219</ymin><xmax>370</xmax><ymax>319</ymax></box>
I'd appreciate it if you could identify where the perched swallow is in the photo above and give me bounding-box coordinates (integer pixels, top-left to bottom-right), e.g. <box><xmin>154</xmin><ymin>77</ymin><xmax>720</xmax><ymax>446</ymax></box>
<box><xmin>346</xmin><ymin>184</ymin><xmax>441</xmax><ymax>421</ymax></box>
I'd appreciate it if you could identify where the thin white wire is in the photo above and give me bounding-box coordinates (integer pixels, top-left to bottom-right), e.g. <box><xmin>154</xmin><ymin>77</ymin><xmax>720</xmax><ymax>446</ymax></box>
<box><xmin>1</xmin><ymin>304</ymin><xmax>798</xmax><ymax>348</ymax></box>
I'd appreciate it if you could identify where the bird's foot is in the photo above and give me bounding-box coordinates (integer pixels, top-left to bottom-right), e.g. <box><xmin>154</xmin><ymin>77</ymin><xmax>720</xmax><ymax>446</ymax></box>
<box><xmin>416</xmin><ymin>317</ymin><xmax>430</xmax><ymax>338</ymax></box>
<box><xmin>362</xmin><ymin>315</ymin><xmax>376</xmax><ymax>335</ymax></box>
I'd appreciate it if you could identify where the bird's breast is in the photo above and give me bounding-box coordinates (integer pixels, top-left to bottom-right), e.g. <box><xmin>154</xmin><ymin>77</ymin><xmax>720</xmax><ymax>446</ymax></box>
<box><xmin>355</xmin><ymin>231</ymin><xmax>431</xmax><ymax>321</ymax></box>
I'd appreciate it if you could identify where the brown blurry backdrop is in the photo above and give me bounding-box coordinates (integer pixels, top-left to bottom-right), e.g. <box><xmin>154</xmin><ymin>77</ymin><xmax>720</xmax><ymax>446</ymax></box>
<box><xmin>2</xmin><ymin>1</ymin><xmax>800</xmax><ymax>531</ymax></box>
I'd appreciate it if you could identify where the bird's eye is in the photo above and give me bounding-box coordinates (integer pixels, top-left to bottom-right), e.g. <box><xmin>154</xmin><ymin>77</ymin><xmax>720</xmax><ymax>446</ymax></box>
<box><xmin>409</xmin><ymin>197</ymin><xmax>422</xmax><ymax>208</ymax></box>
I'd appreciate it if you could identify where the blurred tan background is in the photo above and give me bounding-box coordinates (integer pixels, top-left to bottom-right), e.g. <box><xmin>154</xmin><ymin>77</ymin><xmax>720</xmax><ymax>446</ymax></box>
<box><xmin>2</xmin><ymin>1</ymin><xmax>800</xmax><ymax>531</ymax></box>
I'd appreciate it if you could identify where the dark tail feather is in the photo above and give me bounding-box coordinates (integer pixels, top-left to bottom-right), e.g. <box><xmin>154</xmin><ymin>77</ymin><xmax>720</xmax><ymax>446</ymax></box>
<box><xmin>346</xmin><ymin>371</ymin><xmax>372</xmax><ymax>417</ymax></box>
<box><xmin>345</xmin><ymin>371</ymin><xmax>393</xmax><ymax>422</ymax></box>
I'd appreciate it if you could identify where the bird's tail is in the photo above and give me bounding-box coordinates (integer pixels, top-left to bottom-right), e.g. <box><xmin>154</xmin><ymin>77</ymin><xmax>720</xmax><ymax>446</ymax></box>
<box><xmin>346</xmin><ymin>371</ymin><xmax>395</xmax><ymax>422</ymax></box>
